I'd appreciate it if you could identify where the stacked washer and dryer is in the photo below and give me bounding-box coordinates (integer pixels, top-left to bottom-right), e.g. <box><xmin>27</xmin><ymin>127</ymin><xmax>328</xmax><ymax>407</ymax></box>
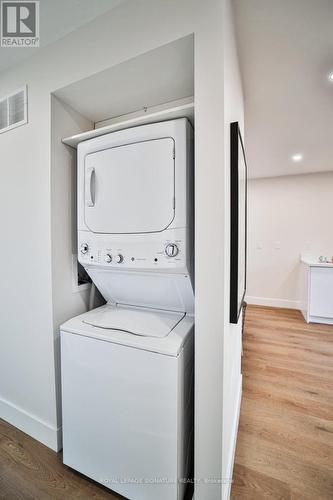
<box><xmin>60</xmin><ymin>118</ymin><xmax>194</xmax><ymax>500</ymax></box>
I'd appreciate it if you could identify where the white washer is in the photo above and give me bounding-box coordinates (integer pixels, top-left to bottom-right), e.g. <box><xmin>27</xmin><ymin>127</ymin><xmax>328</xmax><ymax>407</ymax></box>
<box><xmin>61</xmin><ymin>119</ymin><xmax>194</xmax><ymax>500</ymax></box>
<box><xmin>61</xmin><ymin>304</ymin><xmax>194</xmax><ymax>500</ymax></box>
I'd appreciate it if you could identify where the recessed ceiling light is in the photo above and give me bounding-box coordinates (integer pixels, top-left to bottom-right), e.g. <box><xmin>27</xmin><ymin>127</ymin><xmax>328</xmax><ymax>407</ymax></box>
<box><xmin>291</xmin><ymin>154</ymin><xmax>303</xmax><ymax>162</ymax></box>
<box><xmin>329</xmin><ymin>72</ymin><xmax>333</xmax><ymax>82</ymax></box>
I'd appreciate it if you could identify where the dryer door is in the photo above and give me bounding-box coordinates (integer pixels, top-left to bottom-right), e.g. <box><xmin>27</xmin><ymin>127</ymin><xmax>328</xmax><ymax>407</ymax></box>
<box><xmin>84</xmin><ymin>138</ymin><xmax>175</xmax><ymax>234</ymax></box>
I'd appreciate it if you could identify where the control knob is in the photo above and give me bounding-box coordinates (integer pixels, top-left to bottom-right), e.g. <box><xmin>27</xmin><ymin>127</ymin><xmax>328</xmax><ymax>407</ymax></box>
<box><xmin>105</xmin><ymin>253</ymin><xmax>112</xmax><ymax>263</ymax></box>
<box><xmin>165</xmin><ymin>243</ymin><xmax>179</xmax><ymax>257</ymax></box>
<box><xmin>115</xmin><ymin>254</ymin><xmax>124</xmax><ymax>264</ymax></box>
<box><xmin>80</xmin><ymin>243</ymin><xmax>89</xmax><ymax>254</ymax></box>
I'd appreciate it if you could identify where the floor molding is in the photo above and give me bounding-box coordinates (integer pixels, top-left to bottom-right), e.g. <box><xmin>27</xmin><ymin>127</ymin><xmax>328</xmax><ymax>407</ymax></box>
<box><xmin>0</xmin><ymin>396</ymin><xmax>61</xmax><ymax>452</ymax></box>
<box><xmin>223</xmin><ymin>375</ymin><xmax>242</xmax><ymax>500</ymax></box>
<box><xmin>246</xmin><ymin>296</ymin><xmax>301</xmax><ymax>310</ymax></box>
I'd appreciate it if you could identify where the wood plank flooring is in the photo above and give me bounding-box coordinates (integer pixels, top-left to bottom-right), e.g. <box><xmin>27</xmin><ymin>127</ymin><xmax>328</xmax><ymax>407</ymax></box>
<box><xmin>231</xmin><ymin>305</ymin><xmax>333</xmax><ymax>500</ymax></box>
<box><xmin>0</xmin><ymin>418</ymin><xmax>121</xmax><ymax>499</ymax></box>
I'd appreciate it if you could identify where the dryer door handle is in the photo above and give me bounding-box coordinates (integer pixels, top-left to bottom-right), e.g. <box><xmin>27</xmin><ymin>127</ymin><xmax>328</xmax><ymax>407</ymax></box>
<box><xmin>85</xmin><ymin>167</ymin><xmax>95</xmax><ymax>207</ymax></box>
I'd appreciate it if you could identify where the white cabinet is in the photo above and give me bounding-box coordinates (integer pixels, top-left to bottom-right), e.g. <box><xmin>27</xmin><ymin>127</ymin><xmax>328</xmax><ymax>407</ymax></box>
<box><xmin>300</xmin><ymin>259</ymin><xmax>333</xmax><ymax>324</ymax></box>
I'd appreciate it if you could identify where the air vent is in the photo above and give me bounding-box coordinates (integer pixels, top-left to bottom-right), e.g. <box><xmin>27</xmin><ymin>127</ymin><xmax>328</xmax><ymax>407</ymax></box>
<box><xmin>0</xmin><ymin>86</ymin><xmax>27</xmax><ymax>134</ymax></box>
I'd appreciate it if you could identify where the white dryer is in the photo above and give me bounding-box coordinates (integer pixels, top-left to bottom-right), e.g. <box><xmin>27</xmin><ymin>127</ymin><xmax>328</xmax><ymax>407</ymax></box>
<box><xmin>61</xmin><ymin>118</ymin><xmax>194</xmax><ymax>500</ymax></box>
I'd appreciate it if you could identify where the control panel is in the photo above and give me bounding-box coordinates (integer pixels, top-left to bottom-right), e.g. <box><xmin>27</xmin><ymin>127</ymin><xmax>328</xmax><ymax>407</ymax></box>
<box><xmin>77</xmin><ymin>230</ymin><xmax>189</xmax><ymax>272</ymax></box>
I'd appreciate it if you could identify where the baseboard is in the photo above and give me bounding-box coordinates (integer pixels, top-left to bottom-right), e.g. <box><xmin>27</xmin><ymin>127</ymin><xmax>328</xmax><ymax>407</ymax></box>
<box><xmin>223</xmin><ymin>375</ymin><xmax>242</xmax><ymax>500</ymax></box>
<box><xmin>308</xmin><ymin>315</ymin><xmax>333</xmax><ymax>325</ymax></box>
<box><xmin>246</xmin><ymin>296</ymin><xmax>301</xmax><ymax>310</ymax></box>
<box><xmin>0</xmin><ymin>396</ymin><xmax>62</xmax><ymax>452</ymax></box>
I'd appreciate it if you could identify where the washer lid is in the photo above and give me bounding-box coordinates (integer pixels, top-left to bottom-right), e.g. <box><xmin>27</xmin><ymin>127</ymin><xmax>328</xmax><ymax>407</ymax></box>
<box><xmin>82</xmin><ymin>304</ymin><xmax>185</xmax><ymax>338</ymax></box>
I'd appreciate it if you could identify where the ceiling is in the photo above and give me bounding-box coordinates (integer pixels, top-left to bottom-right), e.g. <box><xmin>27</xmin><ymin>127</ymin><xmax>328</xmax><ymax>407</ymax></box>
<box><xmin>0</xmin><ymin>0</ymin><xmax>124</xmax><ymax>73</ymax></box>
<box><xmin>233</xmin><ymin>0</ymin><xmax>333</xmax><ymax>178</ymax></box>
<box><xmin>54</xmin><ymin>35</ymin><xmax>194</xmax><ymax>124</ymax></box>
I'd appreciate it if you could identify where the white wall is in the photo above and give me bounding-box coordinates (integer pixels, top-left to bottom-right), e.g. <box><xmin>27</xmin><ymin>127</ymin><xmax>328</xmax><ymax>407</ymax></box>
<box><xmin>247</xmin><ymin>172</ymin><xmax>333</xmax><ymax>309</ymax></box>
<box><xmin>50</xmin><ymin>95</ymin><xmax>97</xmax><ymax>439</ymax></box>
<box><xmin>0</xmin><ymin>85</ymin><xmax>57</xmax><ymax>449</ymax></box>
<box><xmin>0</xmin><ymin>0</ymin><xmax>243</xmax><ymax>497</ymax></box>
<box><xmin>51</xmin><ymin>97</ymin><xmax>93</xmax><ymax>329</ymax></box>
<box><xmin>222</xmin><ymin>1</ymin><xmax>244</xmax><ymax>498</ymax></box>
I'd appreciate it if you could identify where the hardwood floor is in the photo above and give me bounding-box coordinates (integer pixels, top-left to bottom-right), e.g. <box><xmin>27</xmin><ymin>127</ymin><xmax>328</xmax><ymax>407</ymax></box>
<box><xmin>231</xmin><ymin>305</ymin><xmax>333</xmax><ymax>500</ymax></box>
<box><xmin>0</xmin><ymin>418</ymin><xmax>122</xmax><ymax>499</ymax></box>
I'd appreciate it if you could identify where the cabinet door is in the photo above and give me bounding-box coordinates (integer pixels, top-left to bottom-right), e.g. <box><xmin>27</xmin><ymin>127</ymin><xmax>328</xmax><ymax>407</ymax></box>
<box><xmin>84</xmin><ymin>138</ymin><xmax>175</xmax><ymax>234</ymax></box>
<box><xmin>310</xmin><ymin>267</ymin><xmax>333</xmax><ymax>318</ymax></box>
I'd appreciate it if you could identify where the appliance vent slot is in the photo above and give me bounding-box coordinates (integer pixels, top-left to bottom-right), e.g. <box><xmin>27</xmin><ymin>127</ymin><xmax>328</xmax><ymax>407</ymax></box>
<box><xmin>0</xmin><ymin>86</ymin><xmax>27</xmax><ymax>134</ymax></box>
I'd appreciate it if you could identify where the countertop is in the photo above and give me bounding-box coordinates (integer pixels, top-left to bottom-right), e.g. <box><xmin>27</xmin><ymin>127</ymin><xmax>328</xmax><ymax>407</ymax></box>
<box><xmin>301</xmin><ymin>257</ymin><xmax>333</xmax><ymax>268</ymax></box>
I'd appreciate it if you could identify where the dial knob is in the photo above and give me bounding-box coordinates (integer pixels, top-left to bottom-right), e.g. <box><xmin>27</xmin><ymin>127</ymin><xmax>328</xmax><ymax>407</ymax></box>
<box><xmin>165</xmin><ymin>243</ymin><xmax>179</xmax><ymax>257</ymax></box>
<box><xmin>105</xmin><ymin>253</ymin><xmax>112</xmax><ymax>263</ymax></box>
<box><xmin>80</xmin><ymin>243</ymin><xmax>89</xmax><ymax>254</ymax></box>
<box><xmin>115</xmin><ymin>254</ymin><xmax>124</xmax><ymax>264</ymax></box>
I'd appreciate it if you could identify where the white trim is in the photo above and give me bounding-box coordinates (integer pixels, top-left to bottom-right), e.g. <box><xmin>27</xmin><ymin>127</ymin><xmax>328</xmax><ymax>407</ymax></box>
<box><xmin>301</xmin><ymin>308</ymin><xmax>308</xmax><ymax>323</ymax></box>
<box><xmin>246</xmin><ymin>295</ymin><xmax>301</xmax><ymax>310</ymax></box>
<box><xmin>95</xmin><ymin>96</ymin><xmax>194</xmax><ymax>128</ymax></box>
<box><xmin>308</xmin><ymin>315</ymin><xmax>333</xmax><ymax>325</ymax></box>
<box><xmin>0</xmin><ymin>396</ymin><xmax>62</xmax><ymax>451</ymax></box>
<box><xmin>62</xmin><ymin>97</ymin><xmax>194</xmax><ymax>149</ymax></box>
<box><xmin>223</xmin><ymin>376</ymin><xmax>242</xmax><ymax>500</ymax></box>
